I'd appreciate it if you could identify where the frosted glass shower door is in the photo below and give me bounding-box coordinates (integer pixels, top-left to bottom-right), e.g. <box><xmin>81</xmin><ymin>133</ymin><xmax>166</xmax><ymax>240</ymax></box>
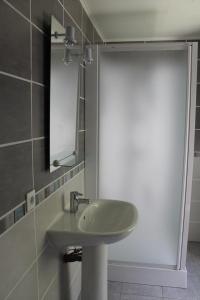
<box><xmin>99</xmin><ymin>47</ymin><xmax>189</xmax><ymax>266</ymax></box>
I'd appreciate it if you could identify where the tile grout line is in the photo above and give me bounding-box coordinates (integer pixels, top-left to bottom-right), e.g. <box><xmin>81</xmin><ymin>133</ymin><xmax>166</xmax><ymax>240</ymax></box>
<box><xmin>3</xmin><ymin>0</ymin><xmax>30</xmax><ymax>23</ymax></box>
<box><xmin>0</xmin><ymin>201</ymin><xmax>26</xmax><ymax>221</ymax></box>
<box><xmin>57</xmin><ymin>0</ymin><xmax>91</xmax><ymax>44</ymax></box>
<box><xmin>3</xmin><ymin>0</ymin><xmax>92</xmax><ymax>44</ymax></box>
<box><xmin>62</xmin><ymin>0</ymin><xmax>64</xmax><ymax>26</ymax></box>
<box><xmin>35</xmin><ymin>162</ymin><xmax>84</xmax><ymax>198</ymax></box>
<box><xmin>40</xmin><ymin>272</ymin><xmax>58</xmax><ymax>300</ymax></box>
<box><xmin>30</xmin><ymin>0</ymin><xmax>40</xmax><ymax>297</ymax></box>
<box><xmin>34</xmin><ymin>207</ymin><xmax>40</xmax><ymax>300</ymax></box>
<box><xmin>0</xmin><ymin>164</ymin><xmax>85</xmax><ymax>237</ymax></box>
<box><xmin>0</xmin><ymin>71</ymin><xmax>45</xmax><ymax>87</ymax></box>
<box><xmin>3</xmin><ymin>241</ymin><xmax>56</xmax><ymax>300</ymax></box>
<box><xmin>3</xmin><ymin>0</ymin><xmax>44</xmax><ymax>35</ymax></box>
<box><xmin>0</xmin><ymin>137</ymin><xmax>45</xmax><ymax>149</ymax></box>
<box><xmin>3</xmin><ymin>260</ymin><xmax>37</xmax><ymax>300</ymax></box>
<box><xmin>30</xmin><ymin>12</ymin><xmax>35</xmax><ymax>191</ymax></box>
<box><xmin>1</xmin><ymin>0</ymin><xmax>87</xmax><ymax>297</ymax></box>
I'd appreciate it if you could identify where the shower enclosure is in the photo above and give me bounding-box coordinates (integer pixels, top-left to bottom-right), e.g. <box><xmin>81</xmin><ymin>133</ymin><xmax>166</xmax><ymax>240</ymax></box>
<box><xmin>85</xmin><ymin>43</ymin><xmax>198</xmax><ymax>287</ymax></box>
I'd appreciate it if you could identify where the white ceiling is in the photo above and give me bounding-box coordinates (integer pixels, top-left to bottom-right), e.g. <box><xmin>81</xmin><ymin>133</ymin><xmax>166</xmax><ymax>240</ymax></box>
<box><xmin>80</xmin><ymin>0</ymin><xmax>200</xmax><ymax>42</ymax></box>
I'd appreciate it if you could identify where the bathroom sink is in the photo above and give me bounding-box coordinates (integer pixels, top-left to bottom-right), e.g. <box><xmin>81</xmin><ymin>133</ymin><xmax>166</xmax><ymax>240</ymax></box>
<box><xmin>48</xmin><ymin>199</ymin><xmax>137</xmax><ymax>250</ymax></box>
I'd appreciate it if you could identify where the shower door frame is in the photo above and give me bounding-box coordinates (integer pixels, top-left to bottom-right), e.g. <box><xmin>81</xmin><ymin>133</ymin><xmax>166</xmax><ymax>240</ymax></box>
<box><xmin>85</xmin><ymin>42</ymin><xmax>198</xmax><ymax>287</ymax></box>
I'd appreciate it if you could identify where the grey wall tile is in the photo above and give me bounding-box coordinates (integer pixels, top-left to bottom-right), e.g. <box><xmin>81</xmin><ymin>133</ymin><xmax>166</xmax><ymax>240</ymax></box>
<box><xmin>0</xmin><ymin>211</ymin><xmax>36</xmax><ymax>299</ymax></box>
<box><xmin>33</xmin><ymin>139</ymin><xmax>65</xmax><ymax>191</ymax></box>
<box><xmin>32</xmin><ymin>84</ymin><xmax>48</xmax><ymax>138</ymax></box>
<box><xmin>121</xmin><ymin>283</ymin><xmax>162</xmax><ymax>298</ymax></box>
<box><xmin>7</xmin><ymin>0</ymin><xmax>30</xmax><ymax>18</ymax></box>
<box><xmin>38</xmin><ymin>243</ymin><xmax>59</xmax><ymax>299</ymax></box>
<box><xmin>31</xmin><ymin>0</ymin><xmax>63</xmax><ymax>33</ymax></box>
<box><xmin>0</xmin><ymin>1</ymin><xmax>31</xmax><ymax>79</ymax></box>
<box><xmin>32</xmin><ymin>27</ymin><xmax>50</xmax><ymax>85</ymax></box>
<box><xmin>63</xmin><ymin>0</ymin><xmax>82</xmax><ymax>29</ymax></box>
<box><xmin>196</xmin><ymin>85</ymin><xmax>200</xmax><ymax>106</ymax></box>
<box><xmin>0</xmin><ymin>212</ymin><xmax>14</xmax><ymax>235</ymax></box>
<box><xmin>82</xmin><ymin>9</ymin><xmax>93</xmax><ymax>43</ymax></box>
<box><xmin>6</xmin><ymin>263</ymin><xmax>38</xmax><ymax>300</ymax></box>
<box><xmin>0</xmin><ymin>0</ymin><xmax>91</xmax><ymax>297</ymax></box>
<box><xmin>195</xmin><ymin>107</ymin><xmax>200</xmax><ymax>129</ymax></box>
<box><xmin>0</xmin><ymin>142</ymin><xmax>33</xmax><ymax>217</ymax></box>
<box><xmin>195</xmin><ymin>130</ymin><xmax>200</xmax><ymax>152</ymax></box>
<box><xmin>0</xmin><ymin>74</ymin><xmax>31</xmax><ymax>144</ymax></box>
<box><xmin>35</xmin><ymin>188</ymin><xmax>63</xmax><ymax>253</ymax></box>
<box><xmin>197</xmin><ymin>61</ymin><xmax>200</xmax><ymax>83</ymax></box>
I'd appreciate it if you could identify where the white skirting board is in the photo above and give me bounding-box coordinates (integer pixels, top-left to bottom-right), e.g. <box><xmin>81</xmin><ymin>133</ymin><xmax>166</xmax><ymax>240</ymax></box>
<box><xmin>108</xmin><ymin>262</ymin><xmax>187</xmax><ymax>288</ymax></box>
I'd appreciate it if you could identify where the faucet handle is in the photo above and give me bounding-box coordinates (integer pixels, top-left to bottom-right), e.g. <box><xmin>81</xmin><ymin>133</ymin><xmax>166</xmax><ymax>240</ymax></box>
<box><xmin>76</xmin><ymin>192</ymin><xmax>83</xmax><ymax>196</ymax></box>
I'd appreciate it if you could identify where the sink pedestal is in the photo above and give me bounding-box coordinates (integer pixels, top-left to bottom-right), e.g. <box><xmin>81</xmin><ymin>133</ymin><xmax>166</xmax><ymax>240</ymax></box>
<box><xmin>81</xmin><ymin>245</ymin><xmax>107</xmax><ymax>300</ymax></box>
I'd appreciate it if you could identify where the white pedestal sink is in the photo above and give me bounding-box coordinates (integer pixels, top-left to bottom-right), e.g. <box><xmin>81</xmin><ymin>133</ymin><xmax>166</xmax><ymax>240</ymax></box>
<box><xmin>48</xmin><ymin>199</ymin><xmax>138</xmax><ymax>300</ymax></box>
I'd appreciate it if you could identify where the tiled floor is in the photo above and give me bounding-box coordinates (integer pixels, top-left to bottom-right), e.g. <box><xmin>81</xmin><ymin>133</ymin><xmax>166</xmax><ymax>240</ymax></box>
<box><xmin>108</xmin><ymin>242</ymin><xmax>200</xmax><ymax>300</ymax></box>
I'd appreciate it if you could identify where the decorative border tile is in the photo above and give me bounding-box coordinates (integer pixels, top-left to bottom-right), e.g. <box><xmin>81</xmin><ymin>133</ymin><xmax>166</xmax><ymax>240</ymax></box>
<box><xmin>0</xmin><ymin>161</ymin><xmax>85</xmax><ymax>236</ymax></box>
<box><xmin>34</xmin><ymin>160</ymin><xmax>84</xmax><ymax>205</ymax></box>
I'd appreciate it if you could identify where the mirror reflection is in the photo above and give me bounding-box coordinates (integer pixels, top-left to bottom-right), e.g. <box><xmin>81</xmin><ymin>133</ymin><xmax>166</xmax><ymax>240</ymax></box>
<box><xmin>50</xmin><ymin>16</ymin><xmax>81</xmax><ymax>172</ymax></box>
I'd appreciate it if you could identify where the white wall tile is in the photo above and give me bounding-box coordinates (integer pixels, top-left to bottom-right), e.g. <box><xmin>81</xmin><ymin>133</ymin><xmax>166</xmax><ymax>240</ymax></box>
<box><xmin>43</xmin><ymin>275</ymin><xmax>60</xmax><ymax>300</ymax></box>
<box><xmin>38</xmin><ymin>243</ymin><xmax>59</xmax><ymax>299</ymax></box>
<box><xmin>37</xmin><ymin>171</ymin><xmax>84</xmax><ymax>300</ymax></box>
<box><xmin>0</xmin><ymin>211</ymin><xmax>36</xmax><ymax>300</ymax></box>
<box><xmin>63</xmin><ymin>171</ymin><xmax>85</xmax><ymax>211</ymax></box>
<box><xmin>0</xmin><ymin>171</ymin><xmax>85</xmax><ymax>300</ymax></box>
<box><xmin>35</xmin><ymin>188</ymin><xmax>64</xmax><ymax>254</ymax></box>
<box><xmin>6</xmin><ymin>264</ymin><xmax>38</xmax><ymax>300</ymax></box>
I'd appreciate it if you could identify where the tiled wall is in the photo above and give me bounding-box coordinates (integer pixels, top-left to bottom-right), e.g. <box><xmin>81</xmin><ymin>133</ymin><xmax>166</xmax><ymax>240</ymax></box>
<box><xmin>0</xmin><ymin>0</ymin><xmax>102</xmax><ymax>222</ymax></box>
<box><xmin>189</xmin><ymin>47</ymin><xmax>200</xmax><ymax>241</ymax></box>
<box><xmin>0</xmin><ymin>0</ymin><xmax>102</xmax><ymax>299</ymax></box>
<box><xmin>0</xmin><ymin>169</ymin><xmax>85</xmax><ymax>300</ymax></box>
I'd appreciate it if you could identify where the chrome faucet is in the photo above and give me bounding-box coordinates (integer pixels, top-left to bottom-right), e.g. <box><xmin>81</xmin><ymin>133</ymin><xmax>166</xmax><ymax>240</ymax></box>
<box><xmin>70</xmin><ymin>191</ymin><xmax>90</xmax><ymax>213</ymax></box>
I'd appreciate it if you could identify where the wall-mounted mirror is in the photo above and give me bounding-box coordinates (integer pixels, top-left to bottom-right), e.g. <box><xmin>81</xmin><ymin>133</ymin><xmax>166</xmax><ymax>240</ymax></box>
<box><xmin>50</xmin><ymin>16</ymin><xmax>81</xmax><ymax>172</ymax></box>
